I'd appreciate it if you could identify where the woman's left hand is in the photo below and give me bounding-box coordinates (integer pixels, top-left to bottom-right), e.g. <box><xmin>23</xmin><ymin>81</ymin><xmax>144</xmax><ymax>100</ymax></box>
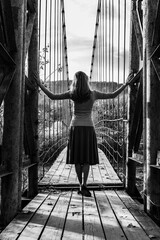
<box><xmin>125</xmin><ymin>72</ymin><xmax>135</xmax><ymax>86</ymax></box>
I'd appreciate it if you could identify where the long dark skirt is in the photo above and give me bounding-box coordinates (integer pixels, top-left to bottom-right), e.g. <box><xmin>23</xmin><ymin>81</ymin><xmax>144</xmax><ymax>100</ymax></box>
<box><xmin>66</xmin><ymin>126</ymin><xmax>99</xmax><ymax>165</ymax></box>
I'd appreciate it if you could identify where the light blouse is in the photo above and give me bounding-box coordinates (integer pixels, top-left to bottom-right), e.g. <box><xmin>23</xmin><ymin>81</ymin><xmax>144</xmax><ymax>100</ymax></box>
<box><xmin>51</xmin><ymin>90</ymin><xmax>110</xmax><ymax>127</ymax></box>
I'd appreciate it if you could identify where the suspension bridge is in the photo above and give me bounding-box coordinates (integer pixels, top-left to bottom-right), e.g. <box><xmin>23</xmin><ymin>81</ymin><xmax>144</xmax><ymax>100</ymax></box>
<box><xmin>0</xmin><ymin>0</ymin><xmax>160</xmax><ymax>239</ymax></box>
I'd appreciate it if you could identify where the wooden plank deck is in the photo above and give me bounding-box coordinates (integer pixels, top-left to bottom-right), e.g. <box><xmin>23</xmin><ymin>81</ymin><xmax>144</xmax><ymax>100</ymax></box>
<box><xmin>1</xmin><ymin>190</ymin><xmax>160</xmax><ymax>239</ymax></box>
<box><xmin>39</xmin><ymin>148</ymin><xmax>122</xmax><ymax>188</ymax></box>
<box><xmin>1</xmin><ymin>149</ymin><xmax>160</xmax><ymax>239</ymax></box>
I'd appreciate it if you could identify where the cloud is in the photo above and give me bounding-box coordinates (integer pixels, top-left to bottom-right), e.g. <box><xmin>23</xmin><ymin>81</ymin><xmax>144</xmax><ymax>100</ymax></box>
<box><xmin>64</xmin><ymin>0</ymin><xmax>98</xmax><ymax>78</ymax></box>
<box><xmin>68</xmin><ymin>38</ymin><xmax>93</xmax><ymax>51</ymax></box>
<box><xmin>64</xmin><ymin>0</ymin><xmax>131</xmax><ymax>80</ymax></box>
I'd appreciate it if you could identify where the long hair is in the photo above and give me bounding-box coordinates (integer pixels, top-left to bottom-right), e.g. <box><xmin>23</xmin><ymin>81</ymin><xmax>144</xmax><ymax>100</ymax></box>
<box><xmin>70</xmin><ymin>71</ymin><xmax>91</xmax><ymax>103</ymax></box>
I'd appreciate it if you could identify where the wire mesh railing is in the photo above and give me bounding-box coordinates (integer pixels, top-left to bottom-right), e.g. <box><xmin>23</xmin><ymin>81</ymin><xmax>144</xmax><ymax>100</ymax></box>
<box><xmin>37</xmin><ymin>0</ymin><xmax>71</xmax><ymax>179</ymax></box>
<box><xmin>95</xmin><ymin>118</ymin><xmax>128</xmax><ymax>181</ymax></box>
<box><xmin>90</xmin><ymin>0</ymin><xmax>131</xmax><ymax>184</ymax></box>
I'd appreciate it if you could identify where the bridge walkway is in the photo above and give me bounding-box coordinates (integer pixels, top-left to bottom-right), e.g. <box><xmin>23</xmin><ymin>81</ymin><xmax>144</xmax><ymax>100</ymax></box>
<box><xmin>1</xmin><ymin>149</ymin><xmax>160</xmax><ymax>239</ymax></box>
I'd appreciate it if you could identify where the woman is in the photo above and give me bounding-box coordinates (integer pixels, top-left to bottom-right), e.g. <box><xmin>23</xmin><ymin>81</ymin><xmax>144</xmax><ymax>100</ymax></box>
<box><xmin>34</xmin><ymin>71</ymin><xmax>132</xmax><ymax>197</ymax></box>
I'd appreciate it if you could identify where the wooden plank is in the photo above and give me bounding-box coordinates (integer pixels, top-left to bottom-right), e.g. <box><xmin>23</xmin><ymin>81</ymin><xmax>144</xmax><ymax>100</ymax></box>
<box><xmin>67</xmin><ymin>164</ymin><xmax>77</xmax><ymax>183</ymax></box>
<box><xmin>50</xmin><ymin>160</ymin><xmax>66</xmax><ymax>184</ymax></box>
<box><xmin>62</xmin><ymin>191</ymin><xmax>83</xmax><ymax>239</ymax></box>
<box><xmin>49</xmin><ymin>149</ymin><xmax>67</xmax><ymax>184</ymax></box>
<box><xmin>92</xmin><ymin>165</ymin><xmax>103</xmax><ymax>183</ymax></box>
<box><xmin>17</xmin><ymin>193</ymin><xmax>60</xmax><ymax>239</ymax></box>
<box><xmin>83</xmin><ymin>191</ymin><xmax>105</xmax><ymax>239</ymax></box>
<box><xmin>117</xmin><ymin>190</ymin><xmax>160</xmax><ymax>240</ymax></box>
<box><xmin>99</xmin><ymin>149</ymin><xmax>111</xmax><ymax>182</ymax></box>
<box><xmin>40</xmin><ymin>149</ymin><xmax>66</xmax><ymax>185</ymax></box>
<box><xmin>39</xmin><ymin>148</ymin><xmax>122</xmax><ymax>187</ymax></box>
<box><xmin>40</xmin><ymin>192</ymin><xmax>72</xmax><ymax>240</ymax></box>
<box><xmin>106</xmin><ymin>190</ymin><xmax>150</xmax><ymax>240</ymax></box>
<box><xmin>58</xmin><ymin>164</ymin><xmax>72</xmax><ymax>184</ymax></box>
<box><xmin>40</xmin><ymin>159</ymin><xmax>62</xmax><ymax>184</ymax></box>
<box><xmin>87</xmin><ymin>166</ymin><xmax>94</xmax><ymax>184</ymax></box>
<box><xmin>98</xmin><ymin>149</ymin><xmax>120</xmax><ymax>182</ymax></box>
<box><xmin>0</xmin><ymin>193</ymin><xmax>48</xmax><ymax>240</ymax></box>
<box><xmin>103</xmin><ymin>158</ymin><xmax>121</xmax><ymax>181</ymax></box>
<box><xmin>95</xmin><ymin>191</ymin><xmax>127</xmax><ymax>240</ymax></box>
<box><xmin>98</xmin><ymin>162</ymin><xmax>111</xmax><ymax>183</ymax></box>
<box><xmin>2</xmin><ymin>190</ymin><xmax>160</xmax><ymax>240</ymax></box>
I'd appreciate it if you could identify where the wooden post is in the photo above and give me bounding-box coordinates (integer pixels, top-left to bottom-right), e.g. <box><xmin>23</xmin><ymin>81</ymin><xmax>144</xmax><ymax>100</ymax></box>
<box><xmin>126</xmin><ymin>0</ymin><xmax>140</xmax><ymax>195</ymax></box>
<box><xmin>143</xmin><ymin>0</ymin><xmax>160</xmax><ymax>220</ymax></box>
<box><xmin>27</xmin><ymin>0</ymin><xmax>39</xmax><ymax>198</ymax></box>
<box><xmin>1</xmin><ymin>0</ymin><xmax>25</xmax><ymax>225</ymax></box>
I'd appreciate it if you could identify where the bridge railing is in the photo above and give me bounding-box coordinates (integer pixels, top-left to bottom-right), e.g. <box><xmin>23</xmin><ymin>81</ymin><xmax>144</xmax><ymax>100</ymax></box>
<box><xmin>90</xmin><ymin>0</ymin><xmax>131</xmax><ymax>185</ymax></box>
<box><xmin>37</xmin><ymin>0</ymin><xmax>71</xmax><ymax>182</ymax></box>
<box><xmin>95</xmin><ymin>118</ymin><xmax>127</xmax><ymax>183</ymax></box>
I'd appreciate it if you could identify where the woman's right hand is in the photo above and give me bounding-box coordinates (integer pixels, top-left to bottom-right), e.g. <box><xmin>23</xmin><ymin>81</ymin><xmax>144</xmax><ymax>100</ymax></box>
<box><xmin>33</xmin><ymin>71</ymin><xmax>41</xmax><ymax>86</ymax></box>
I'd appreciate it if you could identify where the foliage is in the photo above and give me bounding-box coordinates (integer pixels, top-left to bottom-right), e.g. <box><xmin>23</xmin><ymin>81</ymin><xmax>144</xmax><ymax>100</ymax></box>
<box><xmin>39</xmin><ymin>45</ymin><xmax>50</xmax><ymax>70</ymax></box>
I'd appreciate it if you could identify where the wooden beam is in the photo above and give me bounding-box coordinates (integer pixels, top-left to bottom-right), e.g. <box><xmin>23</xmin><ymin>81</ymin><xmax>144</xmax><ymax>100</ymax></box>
<box><xmin>129</xmin><ymin>76</ymin><xmax>143</xmax><ymax>151</ymax></box>
<box><xmin>27</xmin><ymin>0</ymin><xmax>39</xmax><ymax>198</ymax></box>
<box><xmin>151</xmin><ymin>44</ymin><xmax>160</xmax><ymax>82</ymax></box>
<box><xmin>152</xmin><ymin>0</ymin><xmax>160</xmax><ymax>46</ymax></box>
<box><xmin>0</xmin><ymin>43</ymin><xmax>16</xmax><ymax>65</ymax></box>
<box><xmin>22</xmin><ymin>162</ymin><xmax>37</xmax><ymax>169</ymax></box>
<box><xmin>25</xmin><ymin>75</ymin><xmax>36</xmax><ymax>90</ymax></box>
<box><xmin>128</xmin><ymin>157</ymin><xmax>143</xmax><ymax>165</ymax></box>
<box><xmin>126</xmin><ymin>0</ymin><xmax>140</xmax><ymax>192</ymax></box>
<box><xmin>24</xmin><ymin>88</ymin><xmax>36</xmax><ymax>156</ymax></box>
<box><xmin>137</xmin><ymin>0</ymin><xmax>143</xmax><ymax>26</ymax></box>
<box><xmin>151</xmin><ymin>58</ymin><xmax>160</xmax><ymax>82</ymax></box>
<box><xmin>133</xmin><ymin>9</ymin><xmax>143</xmax><ymax>59</ymax></box>
<box><xmin>25</xmin><ymin>12</ymin><xmax>36</xmax><ymax>57</ymax></box>
<box><xmin>1</xmin><ymin>0</ymin><xmax>26</xmax><ymax>225</ymax></box>
<box><xmin>133</xmin><ymin>109</ymin><xmax>143</xmax><ymax>152</ymax></box>
<box><xmin>0</xmin><ymin>67</ymin><xmax>16</xmax><ymax>105</ymax></box>
<box><xmin>0</xmin><ymin>43</ymin><xmax>16</xmax><ymax>105</ymax></box>
<box><xmin>127</xmin><ymin>77</ymin><xmax>143</xmax><ymax>199</ymax></box>
<box><xmin>0</xmin><ymin>0</ymin><xmax>17</xmax><ymax>53</ymax></box>
<box><xmin>143</xmin><ymin>0</ymin><xmax>160</xmax><ymax>221</ymax></box>
<box><xmin>0</xmin><ymin>171</ymin><xmax>13</xmax><ymax>178</ymax></box>
<box><xmin>27</xmin><ymin>0</ymin><xmax>35</xmax><ymax>13</ymax></box>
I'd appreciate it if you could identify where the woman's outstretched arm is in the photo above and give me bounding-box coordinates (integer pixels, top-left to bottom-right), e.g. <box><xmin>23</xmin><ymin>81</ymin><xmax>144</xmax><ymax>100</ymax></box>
<box><xmin>95</xmin><ymin>73</ymin><xmax>134</xmax><ymax>100</ymax></box>
<box><xmin>33</xmin><ymin>72</ymin><xmax>70</xmax><ymax>100</ymax></box>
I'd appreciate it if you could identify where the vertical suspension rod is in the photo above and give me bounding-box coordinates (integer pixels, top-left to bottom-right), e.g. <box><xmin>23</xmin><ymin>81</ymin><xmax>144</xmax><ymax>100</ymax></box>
<box><xmin>49</xmin><ymin>0</ymin><xmax>52</xmax><ymax>146</ymax></box>
<box><xmin>90</xmin><ymin>0</ymin><xmax>101</xmax><ymax>80</ymax></box>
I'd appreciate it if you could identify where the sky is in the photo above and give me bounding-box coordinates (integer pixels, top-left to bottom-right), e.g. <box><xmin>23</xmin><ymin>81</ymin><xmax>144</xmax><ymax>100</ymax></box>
<box><xmin>64</xmin><ymin>0</ymin><xmax>131</xmax><ymax>81</ymax></box>
<box><xmin>39</xmin><ymin>0</ymin><xmax>131</xmax><ymax>83</ymax></box>
<box><xmin>64</xmin><ymin>0</ymin><xmax>98</xmax><ymax>78</ymax></box>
